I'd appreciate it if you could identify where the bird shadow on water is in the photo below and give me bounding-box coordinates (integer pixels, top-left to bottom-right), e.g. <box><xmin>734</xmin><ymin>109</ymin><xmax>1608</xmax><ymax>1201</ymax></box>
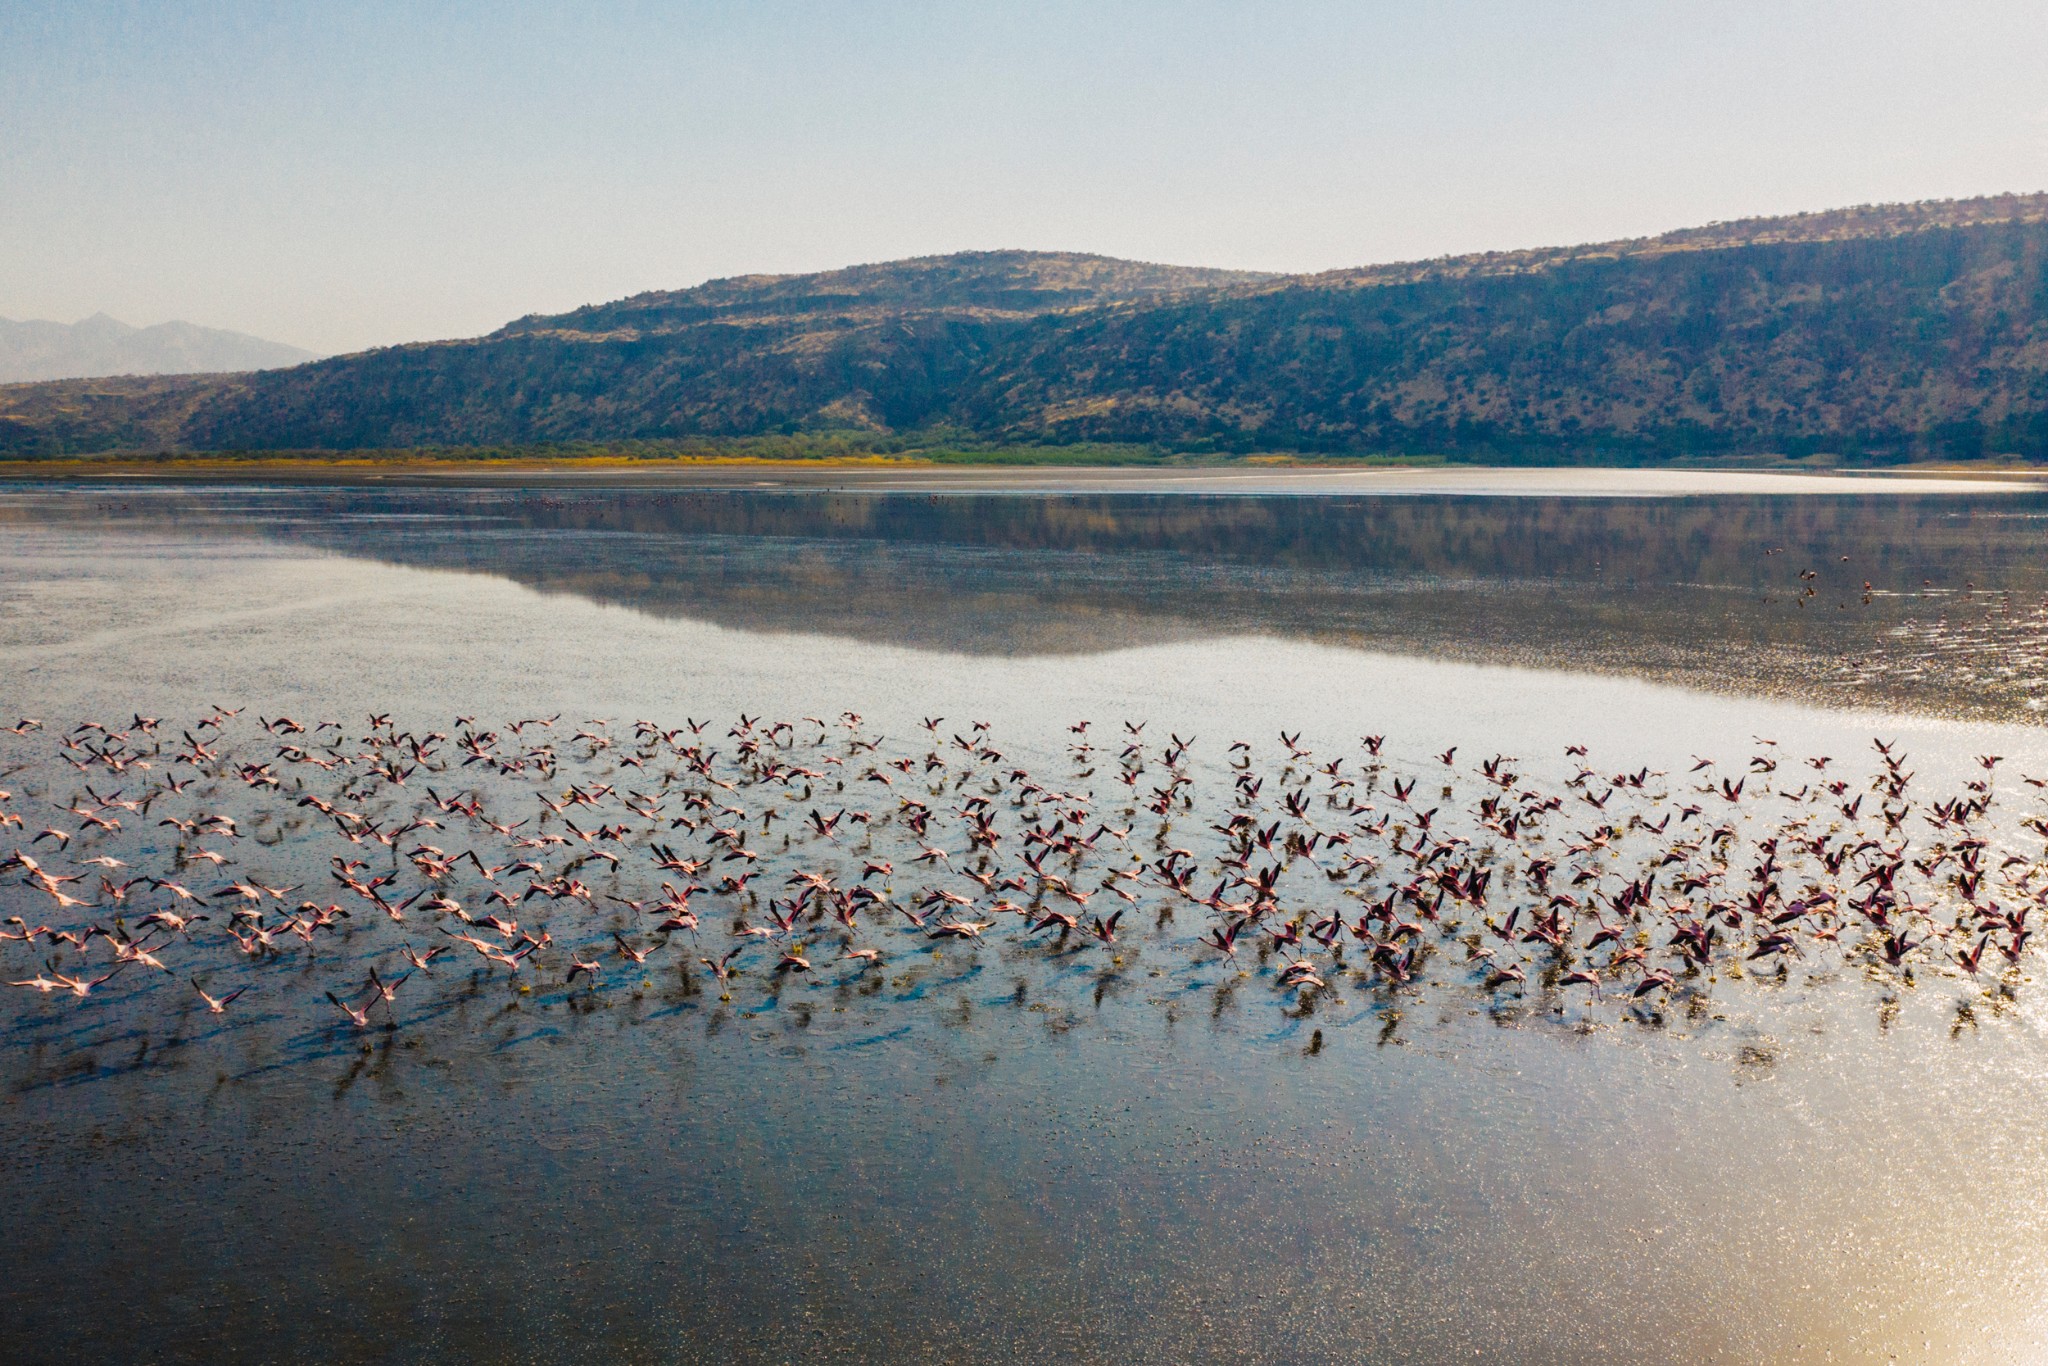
<box><xmin>830</xmin><ymin>1023</ymin><xmax>914</xmax><ymax>1050</ymax></box>
<box><xmin>491</xmin><ymin>1023</ymin><xmax>567</xmax><ymax>1052</ymax></box>
<box><xmin>2</xmin><ymin>1008</ymin><xmax>280</xmax><ymax>1094</ymax></box>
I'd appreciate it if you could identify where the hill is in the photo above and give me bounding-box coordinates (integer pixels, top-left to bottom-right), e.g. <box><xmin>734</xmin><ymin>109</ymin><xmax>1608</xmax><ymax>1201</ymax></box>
<box><xmin>957</xmin><ymin>196</ymin><xmax>2048</xmax><ymax>460</ymax></box>
<box><xmin>0</xmin><ymin>313</ymin><xmax>315</xmax><ymax>384</ymax></box>
<box><xmin>495</xmin><ymin>251</ymin><xmax>1275</xmax><ymax>337</ymax></box>
<box><xmin>6</xmin><ymin>196</ymin><xmax>2048</xmax><ymax>461</ymax></box>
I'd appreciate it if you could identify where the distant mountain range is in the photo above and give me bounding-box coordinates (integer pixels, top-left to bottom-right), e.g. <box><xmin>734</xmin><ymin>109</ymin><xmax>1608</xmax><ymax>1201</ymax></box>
<box><xmin>6</xmin><ymin>193</ymin><xmax>2048</xmax><ymax>461</ymax></box>
<box><xmin>0</xmin><ymin>313</ymin><xmax>316</xmax><ymax>385</ymax></box>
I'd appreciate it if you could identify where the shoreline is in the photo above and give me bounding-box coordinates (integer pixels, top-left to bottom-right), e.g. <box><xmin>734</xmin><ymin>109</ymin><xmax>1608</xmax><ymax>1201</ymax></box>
<box><xmin>0</xmin><ymin>456</ymin><xmax>2039</xmax><ymax>495</ymax></box>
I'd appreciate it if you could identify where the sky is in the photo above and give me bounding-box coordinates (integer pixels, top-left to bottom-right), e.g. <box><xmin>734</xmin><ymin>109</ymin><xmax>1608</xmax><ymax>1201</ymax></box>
<box><xmin>3</xmin><ymin>1</ymin><xmax>2046</xmax><ymax>355</ymax></box>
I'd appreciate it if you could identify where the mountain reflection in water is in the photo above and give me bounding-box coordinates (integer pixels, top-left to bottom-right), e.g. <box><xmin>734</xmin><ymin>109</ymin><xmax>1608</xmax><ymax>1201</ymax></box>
<box><xmin>12</xmin><ymin>484</ymin><xmax>2047</xmax><ymax>722</ymax></box>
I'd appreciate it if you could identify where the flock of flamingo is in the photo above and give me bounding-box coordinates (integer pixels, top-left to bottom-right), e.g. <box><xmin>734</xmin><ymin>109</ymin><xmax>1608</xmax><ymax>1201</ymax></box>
<box><xmin>0</xmin><ymin>705</ymin><xmax>2039</xmax><ymax>1041</ymax></box>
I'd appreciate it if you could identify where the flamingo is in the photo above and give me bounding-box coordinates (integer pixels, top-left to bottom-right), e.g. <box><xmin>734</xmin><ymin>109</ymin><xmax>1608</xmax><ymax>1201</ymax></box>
<box><xmin>191</xmin><ymin>979</ymin><xmax>249</xmax><ymax>1014</ymax></box>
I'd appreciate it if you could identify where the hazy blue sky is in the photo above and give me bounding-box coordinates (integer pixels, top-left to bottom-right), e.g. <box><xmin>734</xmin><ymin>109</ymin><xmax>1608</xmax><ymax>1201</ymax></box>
<box><xmin>4</xmin><ymin>1</ymin><xmax>2045</xmax><ymax>354</ymax></box>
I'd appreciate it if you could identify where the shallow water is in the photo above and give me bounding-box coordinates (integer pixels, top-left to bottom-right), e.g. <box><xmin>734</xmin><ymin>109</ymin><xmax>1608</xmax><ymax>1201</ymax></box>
<box><xmin>3</xmin><ymin>480</ymin><xmax>2048</xmax><ymax>1363</ymax></box>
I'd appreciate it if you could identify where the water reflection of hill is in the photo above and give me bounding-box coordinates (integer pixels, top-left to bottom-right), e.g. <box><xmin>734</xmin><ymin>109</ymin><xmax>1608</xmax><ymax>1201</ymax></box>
<box><xmin>12</xmin><ymin>487</ymin><xmax>2048</xmax><ymax>721</ymax></box>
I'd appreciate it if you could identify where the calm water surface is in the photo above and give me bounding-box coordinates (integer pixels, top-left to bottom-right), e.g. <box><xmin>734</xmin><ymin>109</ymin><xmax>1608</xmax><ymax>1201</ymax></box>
<box><xmin>2</xmin><ymin>477</ymin><xmax>2048</xmax><ymax>1363</ymax></box>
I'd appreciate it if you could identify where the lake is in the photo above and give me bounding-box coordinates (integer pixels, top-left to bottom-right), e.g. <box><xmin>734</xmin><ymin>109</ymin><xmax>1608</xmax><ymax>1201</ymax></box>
<box><xmin>2</xmin><ymin>469</ymin><xmax>2047</xmax><ymax>1362</ymax></box>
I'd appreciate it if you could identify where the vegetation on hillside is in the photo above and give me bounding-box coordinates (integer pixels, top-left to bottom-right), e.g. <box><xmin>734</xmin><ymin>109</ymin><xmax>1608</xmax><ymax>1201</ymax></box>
<box><xmin>5</xmin><ymin>195</ymin><xmax>2048</xmax><ymax>462</ymax></box>
<box><xmin>0</xmin><ymin>373</ymin><xmax>236</xmax><ymax>456</ymax></box>
<box><xmin>496</xmin><ymin>250</ymin><xmax>1276</xmax><ymax>337</ymax></box>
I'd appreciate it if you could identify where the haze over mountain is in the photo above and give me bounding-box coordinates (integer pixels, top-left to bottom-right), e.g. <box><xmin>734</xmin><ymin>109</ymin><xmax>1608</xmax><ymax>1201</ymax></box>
<box><xmin>6</xmin><ymin>194</ymin><xmax>2048</xmax><ymax>462</ymax></box>
<box><xmin>0</xmin><ymin>314</ymin><xmax>317</xmax><ymax>384</ymax></box>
